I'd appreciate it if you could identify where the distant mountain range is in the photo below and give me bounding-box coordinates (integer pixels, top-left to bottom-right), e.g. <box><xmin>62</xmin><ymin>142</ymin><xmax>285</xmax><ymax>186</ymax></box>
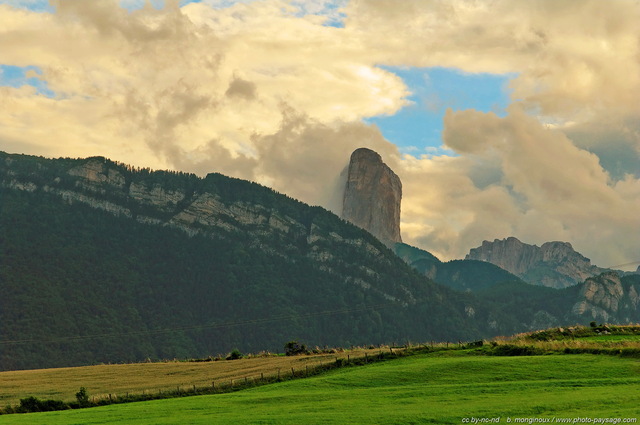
<box><xmin>1</xmin><ymin>150</ymin><xmax>638</xmax><ymax>371</ymax></box>
<box><xmin>394</xmin><ymin>242</ymin><xmax>640</xmax><ymax>330</ymax></box>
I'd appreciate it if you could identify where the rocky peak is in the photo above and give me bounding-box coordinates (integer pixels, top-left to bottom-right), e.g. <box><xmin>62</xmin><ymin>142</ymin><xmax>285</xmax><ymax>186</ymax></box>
<box><xmin>467</xmin><ymin>237</ymin><xmax>538</xmax><ymax>276</ymax></box>
<box><xmin>341</xmin><ymin>148</ymin><xmax>402</xmax><ymax>247</ymax></box>
<box><xmin>465</xmin><ymin>237</ymin><xmax>604</xmax><ymax>288</ymax></box>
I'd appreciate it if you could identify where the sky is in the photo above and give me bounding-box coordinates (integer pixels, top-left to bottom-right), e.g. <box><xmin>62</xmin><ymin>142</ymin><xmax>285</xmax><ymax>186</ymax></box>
<box><xmin>0</xmin><ymin>0</ymin><xmax>639</xmax><ymax>270</ymax></box>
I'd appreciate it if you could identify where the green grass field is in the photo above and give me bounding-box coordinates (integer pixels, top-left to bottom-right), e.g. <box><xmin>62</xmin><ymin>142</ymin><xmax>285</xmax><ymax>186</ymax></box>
<box><xmin>578</xmin><ymin>334</ymin><xmax>640</xmax><ymax>343</ymax></box>
<box><xmin>3</xmin><ymin>352</ymin><xmax>639</xmax><ymax>424</ymax></box>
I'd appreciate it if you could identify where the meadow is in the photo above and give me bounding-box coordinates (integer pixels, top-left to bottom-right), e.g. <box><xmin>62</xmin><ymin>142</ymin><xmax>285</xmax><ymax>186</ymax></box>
<box><xmin>0</xmin><ymin>347</ymin><xmax>385</xmax><ymax>407</ymax></box>
<box><xmin>2</xmin><ymin>328</ymin><xmax>640</xmax><ymax>424</ymax></box>
<box><xmin>1</xmin><ymin>351</ymin><xmax>639</xmax><ymax>424</ymax></box>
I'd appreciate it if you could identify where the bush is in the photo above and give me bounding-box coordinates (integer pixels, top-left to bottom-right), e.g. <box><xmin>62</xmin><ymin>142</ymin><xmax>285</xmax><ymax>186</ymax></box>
<box><xmin>619</xmin><ymin>348</ymin><xmax>640</xmax><ymax>358</ymax></box>
<box><xmin>284</xmin><ymin>340</ymin><xmax>308</xmax><ymax>356</ymax></box>
<box><xmin>76</xmin><ymin>387</ymin><xmax>90</xmax><ymax>407</ymax></box>
<box><xmin>18</xmin><ymin>396</ymin><xmax>68</xmax><ymax>413</ymax></box>
<box><xmin>226</xmin><ymin>349</ymin><xmax>243</xmax><ymax>360</ymax></box>
<box><xmin>492</xmin><ymin>344</ymin><xmax>543</xmax><ymax>356</ymax></box>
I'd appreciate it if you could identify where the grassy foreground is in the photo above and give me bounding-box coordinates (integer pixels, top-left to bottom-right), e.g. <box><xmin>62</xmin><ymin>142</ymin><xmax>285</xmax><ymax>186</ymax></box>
<box><xmin>2</xmin><ymin>352</ymin><xmax>639</xmax><ymax>424</ymax></box>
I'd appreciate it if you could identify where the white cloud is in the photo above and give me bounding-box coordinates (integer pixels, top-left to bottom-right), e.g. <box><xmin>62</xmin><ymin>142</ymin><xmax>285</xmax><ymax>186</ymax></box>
<box><xmin>0</xmin><ymin>0</ymin><xmax>638</xmax><ymax>269</ymax></box>
<box><xmin>396</xmin><ymin>106</ymin><xmax>640</xmax><ymax>268</ymax></box>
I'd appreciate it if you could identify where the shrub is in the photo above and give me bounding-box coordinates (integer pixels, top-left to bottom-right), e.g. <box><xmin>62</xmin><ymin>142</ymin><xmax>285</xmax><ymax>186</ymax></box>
<box><xmin>284</xmin><ymin>340</ymin><xmax>308</xmax><ymax>356</ymax></box>
<box><xmin>619</xmin><ymin>348</ymin><xmax>640</xmax><ymax>358</ymax></box>
<box><xmin>76</xmin><ymin>387</ymin><xmax>90</xmax><ymax>407</ymax></box>
<box><xmin>18</xmin><ymin>396</ymin><xmax>68</xmax><ymax>413</ymax></box>
<box><xmin>226</xmin><ymin>349</ymin><xmax>242</xmax><ymax>360</ymax></box>
<box><xmin>492</xmin><ymin>344</ymin><xmax>543</xmax><ymax>356</ymax></box>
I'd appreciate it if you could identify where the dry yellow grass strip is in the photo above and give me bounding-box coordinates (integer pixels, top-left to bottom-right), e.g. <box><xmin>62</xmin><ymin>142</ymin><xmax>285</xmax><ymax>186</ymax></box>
<box><xmin>0</xmin><ymin>347</ymin><xmax>393</xmax><ymax>406</ymax></box>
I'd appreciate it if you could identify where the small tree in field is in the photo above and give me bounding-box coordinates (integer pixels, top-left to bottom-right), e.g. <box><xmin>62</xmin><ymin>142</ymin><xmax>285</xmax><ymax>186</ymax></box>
<box><xmin>284</xmin><ymin>340</ymin><xmax>307</xmax><ymax>356</ymax></box>
<box><xmin>226</xmin><ymin>349</ymin><xmax>243</xmax><ymax>360</ymax></box>
<box><xmin>76</xmin><ymin>387</ymin><xmax>90</xmax><ymax>407</ymax></box>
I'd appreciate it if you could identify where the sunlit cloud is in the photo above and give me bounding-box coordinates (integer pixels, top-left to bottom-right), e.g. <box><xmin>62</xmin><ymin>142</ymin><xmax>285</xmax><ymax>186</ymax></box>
<box><xmin>0</xmin><ymin>0</ymin><xmax>638</xmax><ymax>269</ymax></box>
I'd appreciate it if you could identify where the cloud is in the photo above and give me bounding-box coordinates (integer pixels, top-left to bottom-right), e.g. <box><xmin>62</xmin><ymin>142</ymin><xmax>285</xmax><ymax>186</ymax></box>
<box><xmin>0</xmin><ymin>0</ymin><xmax>408</xmax><ymax>168</ymax></box>
<box><xmin>338</xmin><ymin>0</ymin><xmax>640</xmax><ymax>267</ymax></box>
<box><xmin>251</xmin><ymin>107</ymin><xmax>398</xmax><ymax>213</ymax></box>
<box><xmin>397</xmin><ymin>106</ymin><xmax>640</xmax><ymax>268</ymax></box>
<box><xmin>0</xmin><ymin>0</ymin><xmax>638</xmax><ymax>269</ymax></box>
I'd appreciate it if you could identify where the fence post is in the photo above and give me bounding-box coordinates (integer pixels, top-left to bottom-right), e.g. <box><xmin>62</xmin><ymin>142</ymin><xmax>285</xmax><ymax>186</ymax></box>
<box><xmin>291</xmin><ymin>367</ymin><xmax>295</xmax><ymax>377</ymax></box>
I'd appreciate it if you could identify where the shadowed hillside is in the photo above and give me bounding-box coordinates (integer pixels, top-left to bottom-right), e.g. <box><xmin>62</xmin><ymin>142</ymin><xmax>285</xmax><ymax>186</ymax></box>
<box><xmin>1</xmin><ymin>152</ymin><xmax>511</xmax><ymax>370</ymax></box>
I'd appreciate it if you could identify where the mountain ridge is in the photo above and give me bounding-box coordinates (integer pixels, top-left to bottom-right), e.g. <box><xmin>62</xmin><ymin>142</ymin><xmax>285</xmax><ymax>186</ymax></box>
<box><xmin>0</xmin><ymin>151</ymin><xmax>499</xmax><ymax>370</ymax></box>
<box><xmin>466</xmin><ymin>236</ymin><xmax>610</xmax><ymax>288</ymax></box>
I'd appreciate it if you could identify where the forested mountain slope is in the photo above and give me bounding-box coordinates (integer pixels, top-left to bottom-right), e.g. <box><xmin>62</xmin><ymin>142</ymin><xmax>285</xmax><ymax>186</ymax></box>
<box><xmin>394</xmin><ymin>243</ymin><xmax>523</xmax><ymax>292</ymax></box>
<box><xmin>1</xmin><ymin>152</ymin><xmax>507</xmax><ymax>370</ymax></box>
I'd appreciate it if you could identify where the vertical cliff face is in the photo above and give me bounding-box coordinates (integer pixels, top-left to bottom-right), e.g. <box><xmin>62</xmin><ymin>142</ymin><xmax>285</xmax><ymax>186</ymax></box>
<box><xmin>570</xmin><ymin>272</ymin><xmax>640</xmax><ymax>323</ymax></box>
<box><xmin>341</xmin><ymin>148</ymin><xmax>402</xmax><ymax>246</ymax></box>
<box><xmin>467</xmin><ymin>237</ymin><xmax>539</xmax><ymax>276</ymax></box>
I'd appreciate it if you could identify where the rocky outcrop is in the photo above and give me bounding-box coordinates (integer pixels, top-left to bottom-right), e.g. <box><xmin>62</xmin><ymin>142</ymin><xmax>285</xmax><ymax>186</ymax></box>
<box><xmin>342</xmin><ymin>148</ymin><xmax>402</xmax><ymax>247</ymax></box>
<box><xmin>129</xmin><ymin>181</ymin><xmax>186</xmax><ymax>211</ymax></box>
<box><xmin>570</xmin><ymin>272</ymin><xmax>640</xmax><ymax>323</ymax></box>
<box><xmin>68</xmin><ymin>158</ymin><xmax>126</xmax><ymax>193</ymax></box>
<box><xmin>465</xmin><ymin>237</ymin><xmax>605</xmax><ymax>288</ymax></box>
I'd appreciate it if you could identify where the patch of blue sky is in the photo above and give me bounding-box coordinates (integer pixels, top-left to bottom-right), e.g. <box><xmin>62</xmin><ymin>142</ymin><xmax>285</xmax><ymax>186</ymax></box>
<box><xmin>0</xmin><ymin>0</ymin><xmax>53</xmax><ymax>12</ymax></box>
<box><xmin>0</xmin><ymin>0</ymin><xmax>201</xmax><ymax>12</ymax></box>
<box><xmin>291</xmin><ymin>0</ymin><xmax>348</xmax><ymax>28</ymax></box>
<box><xmin>367</xmin><ymin>66</ymin><xmax>516</xmax><ymax>156</ymax></box>
<box><xmin>185</xmin><ymin>0</ymin><xmax>346</xmax><ymax>27</ymax></box>
<box><xmin>1</xmin><ymin>0</ymin><xmax>346</xmax><ymax>26</ymax></box>
<box><xmin>0</xmin><ymin>65</ymin><xmax>55</xmax><ymax>97</ymax></box>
